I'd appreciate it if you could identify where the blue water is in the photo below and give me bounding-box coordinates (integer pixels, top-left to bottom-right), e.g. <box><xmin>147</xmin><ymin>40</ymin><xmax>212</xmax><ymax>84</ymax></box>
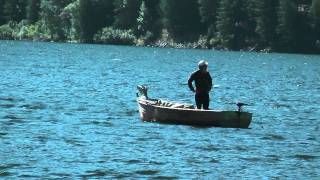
<box><xmin>0</xmin><ymin>40</ymin><xmax>319</xmax><ymax>179</ymax></box>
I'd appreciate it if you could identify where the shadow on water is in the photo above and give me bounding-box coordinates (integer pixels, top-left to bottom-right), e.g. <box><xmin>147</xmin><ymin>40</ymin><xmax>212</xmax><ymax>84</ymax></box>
<box><xmin>74</xmin><ymin>106</ymin><xmax>88</xmax><ymax>112</ymax></box>
<box><xmin>126</xmin><ymin>159</ymin><xmax>142</xmax><ymax>164</ymax></box>
<box><xmin>80</xmin><ymin>170</ymin><xmax>124</xmax><ymax>179</ymax></box>
<box><xmin>261</xmin><ymin>134</ymin><xmax>286</xmax><ymax>141</ymax></box>
<box><xmin>240</xmin><ymin>157</ymin><xmax>263</xmax><ymax>162</ymax></box>
<box><xmin>235</xmin><ymin>146</ymin><xmax>249</xmax><ymax>151</ymax></box>
<box><xmin>20</xmin><ymin>102</ymin><xmax>47</xmax><ymax>110</ymax></box>
<box><xmin>0</xmin><ymin>171</ymin><xmax>10</xmax><ymax>177</ymax></box>
<box><xmin>2</xmin><ymin>115</ymin><xmax>25</xmax><ymax>125</ymax></box>
<box><xmin>135</xmin><ymin>170</ymin><xmax>160</xmax><ymax>175</ymax></box>
<box><xmin>80</xmin><ymin>169</ymin><xmax>177</xmax><ymax>179</ymax></box>
<box><xmin>0</xmin><ymin>163</ymin><xmax>23</xmax><ymax>177</ymax></box>
<box><xmin>88</xmin><ymin>120</ymin><xmax>113</xmax><ymax>126</ymax></box>
<box><xmin>36</xmin><ymin>134</ymin><xmax>49</xmax><ymax>144</ymax></box>
<box><xmin>0</xmin><ymin>97</ymin><xmax>16</xmax><ymax>102</ymax></box>
<box><xmin>47</xmin><ymin>173</ymin><xmax>71</xmax><ymax>179</ymax></box>
<box><xmin>152</xmin><ymin>176</ymin><xmax>179</xmax><ymax>180</ymax></box>
<box><xmin>0</xmin><ymin>96</ymin><xmax>22</xmax><ymax>109</ymax></box>
<box><xmin>0</xmin><ymin>132</ymin><xmax>8</xmax><ymax>137</ymax></box>
<box><xmin>272</xmin><ymin>103</ymin><xmax>292</xmax><ymax>109</ymax></box>
<box><xmin>18</xmin><ymin>174</ymin><xmax>42</xmax><ymax>178</ymax></box>
<box><xmin>125</xmin><ymin>109</ymin><xmax>139</xmax><ymax>116</ymax></box>
<box><xmin>198</xmin><ymin>144</ymin><xmax>220</xmax><ymax>152</ymax></box>
<box><xmin>0</xmin><ymin>104</ymin><xmax>15</xmax><ymax>108</ymax></box>
<box><xmin>209</xmin><ymin>159</ymin><xmax>220</xmax><ymax>163</ymax></box>
<box><xmin>266</xmin><ymin>155</ymin><xmax>281</xmax><ymax>162</ymax></box>
<box><xmin>292</xmin><ymin>154</ymin><xmax>318</xmax><ymax>161</ymax></box>
<box><xmin>64</xmin><ymin>138</ymin><xmax>86</xmax><ymax>147</ymax></box>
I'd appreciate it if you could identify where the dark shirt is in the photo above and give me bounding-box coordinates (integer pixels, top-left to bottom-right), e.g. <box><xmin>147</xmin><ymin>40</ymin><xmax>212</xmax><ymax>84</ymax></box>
<box><xmin>188</xmin><ymin>70</ymin><xmax>212</xmax><ymax>93</ymax></box>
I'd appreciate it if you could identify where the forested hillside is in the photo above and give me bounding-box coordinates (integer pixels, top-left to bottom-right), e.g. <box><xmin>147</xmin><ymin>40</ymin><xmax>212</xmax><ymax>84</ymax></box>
<box><xmin>0</xmin><ymin>0</ymin><xmax>319</xmax><ymax>53</ymax></box>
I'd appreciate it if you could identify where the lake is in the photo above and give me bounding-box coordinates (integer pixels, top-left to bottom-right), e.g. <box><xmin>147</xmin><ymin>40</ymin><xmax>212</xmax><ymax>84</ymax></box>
<box><xmin>0</xmin><ymin>40</ymin><xmax>319</xmax><ymax>179</ymax></box>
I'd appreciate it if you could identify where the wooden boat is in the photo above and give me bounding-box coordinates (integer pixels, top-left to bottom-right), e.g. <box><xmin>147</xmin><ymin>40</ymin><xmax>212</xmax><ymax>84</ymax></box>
<box><xmin>136</xmin><ymin>85</ymin><xmax>252</xmax><ymax>128</ymax></box>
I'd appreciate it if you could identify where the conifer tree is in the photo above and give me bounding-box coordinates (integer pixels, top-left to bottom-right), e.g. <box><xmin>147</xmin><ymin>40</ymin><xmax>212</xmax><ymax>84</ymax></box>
<box><xmin>137</xmin><ymin>1</ymin><xmax>149</xmax><ymax>35</ymax></box>
<box><xmin>137</xmin><ymin>0</ymin><xmax>161</xmax><ymax>38</ymax></box>
<box><xmin>276</xmin><ymin>0</ymin><xmax>297</xmax><ymax>52</ymax></box>
<box><xmin>198</xmin><ymin>0</ymin><xmax>218</xmax><ymax>37</ymax></box>
<box><xmin>313</xmin><ymin>0</ymin><xmax>320</xmax><ymax>17</ymax></box>
<box><xmin>26</xmin><ymin>0</ymin><xmax>41</xmax><ymax>23</ymax></box>
<box><xmin>216</xmin><ymin>0</ymin><xmax>251</xmax><ymax>50</ymax></box>
<box><xmin>0</xmin><ymin>0</ymin><xmax>6</xmax><ymax>25</ymax></box>
<box><xmin>313</xmin><ymin>0</ymin><xmax>320</xmax><ymax>51</ymax></box>
<box><xmin>161</xmin><ymin>0</ymin><xmax>202</xmax><ymax>41</ymax></box>
<box><xmin>79</xmin><ymin>0</ymin><xmax>114</xmax><ymax>42</ymax></box>
<box><xmin>64</xmin><ymin>0</ymin><xmax>80</xmax><ymax>40</ymax></box>
<box><xmin>255</xmin><ymin>0</ymin><xmax>278</xmax><ymax>49</ymax></box>
<box><xmin>113</xmin><ymin>0</ymin><xmax>141</xmax><ymax>29</ymax></box>
<box><xmin>295</xmin><ymin>1</ymin><xmax>316</xmax><ymax>53</ymax></box>
<box><xmin>79</xmin><ymin>0</ymin><xmax>92</xmax><ymax>42</ymax></box>
<box><xmin>40</xmin><ymin>0</ymin><xmax>69</xmax><ymax>40</ymax></box>
<box><xmin>3</xmin><ymin>0</ymin><xmax>26</xmax><ymax>22</ymax></box>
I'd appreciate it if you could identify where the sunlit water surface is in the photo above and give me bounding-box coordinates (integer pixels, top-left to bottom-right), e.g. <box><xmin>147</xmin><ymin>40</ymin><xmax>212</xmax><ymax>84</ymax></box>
<box><xmin>0</xmin><ymin>40</ymin><xmax>319</xmax><ymax>178</ymax></box>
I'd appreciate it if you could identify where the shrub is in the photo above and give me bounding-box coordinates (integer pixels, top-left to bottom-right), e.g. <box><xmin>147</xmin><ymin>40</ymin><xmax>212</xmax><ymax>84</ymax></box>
<box><xmin>136</xmin><ymin>31</ymin><xmax>155</xmax><ymax>46</ymax></box>
<box><xmin>93</xmin><ymin>27</ymin><xmax>136</xmax><ymax>45</ymax></box>
<box><xmin>0</xmin><ymin>24</ymin><xmax>14</xmax><ymax>40</ymax></box>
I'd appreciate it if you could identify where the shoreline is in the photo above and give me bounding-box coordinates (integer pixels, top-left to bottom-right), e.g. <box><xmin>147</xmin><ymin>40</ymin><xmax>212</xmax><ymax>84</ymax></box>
<box><xmin>1</xmin><ymin>38</ymin><xmax>319</xmax><ymax>55</ymax></box>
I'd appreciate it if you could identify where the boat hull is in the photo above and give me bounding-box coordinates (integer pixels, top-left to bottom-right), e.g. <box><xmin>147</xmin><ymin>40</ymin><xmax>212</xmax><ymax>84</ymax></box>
<box><xmin>137</xmin><ymin>98</ymin><xmax>252</xmax><ymax>128</ymax></box>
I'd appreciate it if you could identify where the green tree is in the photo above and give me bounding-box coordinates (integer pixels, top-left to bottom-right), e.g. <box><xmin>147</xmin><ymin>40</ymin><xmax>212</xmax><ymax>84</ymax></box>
<box><xmin>313</xmin><ymin>0</ymin><xmax>320</xmax><ymax>17</ymax></box>
<box><xmin>255</xmin><ymin>0</ymin><xmax>278</xmax><ymax>49</ymax></box>
<box><xmin>276</xmin><ymin>0</ymin><xmax>298</xmax><ymax>52</ymax></box>
<box><xmin>26</xmin><ymin>0</ymin><xmax>41</xmax><ymax>23</ymax></box>
<box><xmin>64</xmin><ymin>0</ymin><xmax>80</xmax><ymax>40</ymax></box>
<box><xmin>313</xmin><ymin>0</ymin><xmax>320</xmax><ymax>51</ymax></box>
<box><xmin>215</xmin><ymin>0</ymin><xmax>236</xmax><ymax>49</ymax></box>
<box><xmin>40</xmin><ymin>0</ymin><xmax>70</xmax><ymax>40</ymax></box>
<box><xmin>113</xmin><ymin>0</ymin><xmax>141</xmax><ymax>29</ymax></box>
<box><xmin>79</xmin><ymin>0</ymin><xmax>114</xmax><ymax>43</ymax></box>
<box><xmin>79</xmin><ymin>0</ymin><xmax>92</xmax><ymax>42</ymax></box>
<box><xmin>137</xmin><ymin>1</ymin><xmax>149</xmax><ymax>35</ymax></box>
<box><xmin>198</xmin><ymin>0</ymin><xmax>218</xmax><ymax>38</ymax></box>
<box><xmin>161</xmin><ymin>0</ymin><xmax>202</xmax><ymax>41</ymax></box>
<box><xmin>136</xmin><ymin>0</ymin><xmax>161</xmax><ymax>38</ymax></box>
<box><xmin>295</xmin><ymin>1</ymin><xmax>317</xmax><ymax>53</ymax></box>
<box><xmin>216</xmin><ymin>0</ymin><xmax>253</xmax><ymax>50</ymax></box>
<box><xmin>3</xmin><ymin>0</ymin><xmax>26</xmax><ymax>22</ymax></box>
<box><xmin>0</xmin><ymin>0</ymin><xmax>6</xmax><ymax>25</ymax></box>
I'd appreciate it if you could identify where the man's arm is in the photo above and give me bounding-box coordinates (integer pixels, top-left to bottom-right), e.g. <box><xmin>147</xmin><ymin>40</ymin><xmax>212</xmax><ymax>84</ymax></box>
<box><xmin>188</xmin><ymin>73</ymin><xmax>195</xmax><ymax>92</ymax></box>
<box><xmin>208</xmin><ymin>73</ymin><xmax>212</xmax><ymax>91</ymax></box>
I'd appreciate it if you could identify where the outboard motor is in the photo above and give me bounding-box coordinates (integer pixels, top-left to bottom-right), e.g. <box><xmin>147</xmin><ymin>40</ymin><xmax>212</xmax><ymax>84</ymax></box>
<box><xmin>237</xmin><ymin>102</ymin><xmax>248</xmax><ymax>112</ymax></box>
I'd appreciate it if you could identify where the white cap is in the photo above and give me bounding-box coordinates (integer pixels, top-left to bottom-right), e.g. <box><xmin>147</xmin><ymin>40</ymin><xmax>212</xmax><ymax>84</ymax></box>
<box><xmin>198</xmin><ymin>60</ymin><xmax>208</xmax><ymax>68</ymax></box>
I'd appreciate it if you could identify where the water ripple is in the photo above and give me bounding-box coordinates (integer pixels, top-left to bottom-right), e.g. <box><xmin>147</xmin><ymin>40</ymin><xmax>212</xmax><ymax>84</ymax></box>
<box><xmin>0</xmin><ymin>97</ymin><xmax>15</xmax><ymax>102</ymax></box>
<box><xmin>262</xmin><ymin>134</ymin><xmax>286</xmax><ymax>141</ymax></box>
<box><xmin>20</xmin><ymin>102</ymin><xmax>47</xmax><ymax>110</ymax></box>
<box><xmin>64</xmin><ymin>138</ymin><xmax>86</xmax><ymax>147</ymax></box>
<box><xmin>0</xmin><ymin>104</ymin><xmax>15</xmax><ymax>108</ymax></box>
<box><xmin>0</xmin><ymin>41</ymin><xmax>319</xmax><ymax>179</ymax></box>
<box><xmin>292</xmin><ymin>154</ymin><xmax>318</xmax><ymax>161</ymax></box>
<box><xmin>135</xmin><ymin>169</ymin><xmax>160</xmax><ymax>175</ymax></box>
<box><xmin>2</xmin><ymin>115</ymin><xmax>24</xmax><ymax>125</ymax></box>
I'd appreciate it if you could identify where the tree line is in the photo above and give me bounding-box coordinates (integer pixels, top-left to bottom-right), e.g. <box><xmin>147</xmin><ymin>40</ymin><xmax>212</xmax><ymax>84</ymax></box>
<box><xmin>0</xmin><ymin>0</ymin><xmax>319</xmax><ymax>53</ymax></box>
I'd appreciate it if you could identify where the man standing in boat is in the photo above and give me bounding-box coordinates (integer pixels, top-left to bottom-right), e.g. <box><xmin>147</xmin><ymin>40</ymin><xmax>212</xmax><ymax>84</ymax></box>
<box><xmin>188</xmin><ymin>60</ymin><xmax>213</xmax><ymax>110</ymax></box>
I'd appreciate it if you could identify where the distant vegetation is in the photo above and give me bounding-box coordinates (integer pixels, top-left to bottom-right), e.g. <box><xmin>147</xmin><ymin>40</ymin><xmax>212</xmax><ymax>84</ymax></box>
<box><xmin>0</xmin><ymin>0</ymin><xmax>319</xmax><ymax>54</ymax></box>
